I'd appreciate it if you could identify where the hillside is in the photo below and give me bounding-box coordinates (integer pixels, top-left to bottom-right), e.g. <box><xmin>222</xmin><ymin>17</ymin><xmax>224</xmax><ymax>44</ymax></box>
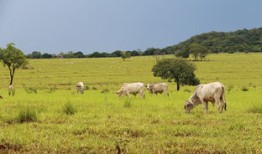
<box><xmin>172</xmin><ymin>27</ymin><xmax>262</xmax><ymax>53</ymax></box>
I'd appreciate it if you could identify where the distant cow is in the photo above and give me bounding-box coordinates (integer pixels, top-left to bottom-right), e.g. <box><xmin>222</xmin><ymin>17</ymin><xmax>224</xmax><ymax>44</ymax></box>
<box><xmin>184</xmin><ymin>82</ymin><xmax>227</xmax><ymax>113</ymax></box>
<box><xmin>76</xmin><ymin>82</ymin><xmax>85</xmax><ymax>94</ymax></box>
<box><xmin>8</xmin><ymin>85</ymin><xmax>15</xmax><ymax>96</ymax></box>
<box><xmin>146</xmin><ymin>83</ymin><xmax>169</xmax><ymax>96</ymax></box>
<box><xmin>116</xmin><ymin>82</ymin><xmax>145</xmax><ymax>98</ymax></box>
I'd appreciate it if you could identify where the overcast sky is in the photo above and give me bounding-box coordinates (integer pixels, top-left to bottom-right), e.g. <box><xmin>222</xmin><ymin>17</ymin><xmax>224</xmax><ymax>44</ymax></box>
<box><xmin>0</xmin><ymin>0</ymin><xmax>261</xmax><ymax>54</ymax></box>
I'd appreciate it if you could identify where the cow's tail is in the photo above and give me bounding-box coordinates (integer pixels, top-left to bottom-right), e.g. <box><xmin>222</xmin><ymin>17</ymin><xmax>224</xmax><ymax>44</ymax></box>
<box><xmin>222</xmin><ymin>86</ymin><xmax>227</xmax><ymax>111</ymax></box>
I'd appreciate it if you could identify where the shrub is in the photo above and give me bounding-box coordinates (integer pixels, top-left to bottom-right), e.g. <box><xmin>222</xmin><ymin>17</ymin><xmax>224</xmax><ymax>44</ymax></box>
<box><xmin>17</xmin><ymin>108</ymin><xmax>37</xmax><ymax>123</ymax></box>
<box><xmin>25</xmin><ymin>87</ymin><xmax>38</xmax><ymax>94</ymax></box>
<box><xmin>62</xmin><ymin>102</ymin><xmax>77</xmax><ymax>115</ymax></box>
<box><xmin>241</xmin><ymin>86</ymin><xmax>249</xmax><ymax>91</ymax></box>
<box><xmin>91</xmin><ymin>87</ymin><xmax>97</xmax><ymax>90</ymax></box>
<box><xmin>101</xmin><ymin>88</ymin><xmax>109</xmax><ymax>94</ymax></box>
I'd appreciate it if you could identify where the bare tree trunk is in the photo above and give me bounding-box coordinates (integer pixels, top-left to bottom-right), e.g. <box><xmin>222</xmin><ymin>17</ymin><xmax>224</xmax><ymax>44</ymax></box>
<box><xmin>8</xmin><ymin>67</ymin><xmax>15</xmax><ymax>85</ymax></box>
<box><xmin>176</xmin><ymin>82</ymin><xmax>180</xmax><ymax>91</ymax></box>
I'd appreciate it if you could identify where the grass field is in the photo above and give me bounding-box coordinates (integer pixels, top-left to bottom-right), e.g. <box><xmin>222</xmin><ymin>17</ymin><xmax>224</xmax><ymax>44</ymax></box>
<box><xmin>0</xmin><ymin>53</ymin><xmax>261</xmax><ymax>153</ymax></box>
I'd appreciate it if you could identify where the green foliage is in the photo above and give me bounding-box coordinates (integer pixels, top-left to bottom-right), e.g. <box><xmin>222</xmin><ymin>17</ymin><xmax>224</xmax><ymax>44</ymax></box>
<box><xmin>189</xmin><ymin>43</ymin><xmax>210</xmax><ymax>61</ymax></box>
<box><xmin>62</xmin><ymin>102</ymin><xmax>77</xmax><ymax>115</ymax></box>
<box><xmin>152</xmin><ymin>58</ymin><xmax>200</xmax><ymax>91</ymax></box>
<box><xmin>24</xmin><ymin>87</ymin><xmax>38</xmax><ymax>94</ymax></box>
<box><xmin>121</xmin><ymin>51</ymin><xmax>131</xmax><ymax>61</ymax></box>
<box><xmin>17</xmin><ymin>107</ymin><xmax>37</xmax><ymax>123</ymax></box>
<box><xmin>0</xmin><ymin>43</ymin><xmax>28</xmax><ymax>85</ymax></box>
<box><xmin>173</xmin><ymin>27</ymin><xmax>262</xmax><ymax>53</ymax></box>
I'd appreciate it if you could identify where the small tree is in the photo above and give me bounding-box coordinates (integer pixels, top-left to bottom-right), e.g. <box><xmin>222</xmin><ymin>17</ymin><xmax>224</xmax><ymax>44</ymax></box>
<box><xmin>152</xmin><ymin>58</ymin><xmax>200</xmax><ymax>91</ymax></box>
<box><xmin>0</xmin><ymin>43</ymin><xmax>28</xmax><ymax>86</ymax></box>
<box><xmin>189</xmin><ymin>44</ymin><xmax>210</xmax><ymax>61</ymax></box>
<box><xmin>121</xmin><ymin>51</ymin><xmax>131</xmax><ymax>61</ymax></box>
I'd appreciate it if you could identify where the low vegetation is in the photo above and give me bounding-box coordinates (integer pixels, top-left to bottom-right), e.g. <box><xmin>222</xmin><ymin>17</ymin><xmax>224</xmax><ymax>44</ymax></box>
<box><xmin>0</xmin><ymin>53</ymin><xmax>261</xmax><ymax>153</ymax></box>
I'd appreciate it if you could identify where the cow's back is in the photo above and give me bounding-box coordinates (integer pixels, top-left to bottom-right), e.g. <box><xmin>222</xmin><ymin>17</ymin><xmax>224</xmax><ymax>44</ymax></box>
<box><xmin>125</xmin><ymin>82</ymin><xmax>144</xmax><ymax>92</ymax></box>
<box><xmin>197</xmin><ymin>82</ymin><xmax>224</xmax><ymax>98</ymax></box>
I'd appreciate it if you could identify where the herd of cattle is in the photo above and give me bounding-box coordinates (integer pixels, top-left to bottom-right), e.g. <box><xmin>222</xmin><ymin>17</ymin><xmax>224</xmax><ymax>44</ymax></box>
<box><xmin>76</xmin><ymin>81</ymin><xmax>227</xmax><ymax>114</ymax></box>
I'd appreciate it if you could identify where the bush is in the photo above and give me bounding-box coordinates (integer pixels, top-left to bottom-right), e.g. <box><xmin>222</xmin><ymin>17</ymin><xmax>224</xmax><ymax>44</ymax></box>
<box><xmin>25</xmin><ymin>87</ymin><xmax>38</xmax><ymax>94</ymax></box>
<box><xmin>62</xmin><ymin>102</ymin><xmax>77</xmax><ymax>115</ymax></box>
<box><xmin>17</xmin><ymin>108</ymin><xmax>37</xmax><ymax>123</ymax></box>
<box><xmin>241</xmin><ymin>86</ymin><xmax>249</xmax><ymax>91</ymax></box>
<box><xmin>101</xmin><ymin>88</ymin><xmax>109</xmax><ymax>94</ymax></box>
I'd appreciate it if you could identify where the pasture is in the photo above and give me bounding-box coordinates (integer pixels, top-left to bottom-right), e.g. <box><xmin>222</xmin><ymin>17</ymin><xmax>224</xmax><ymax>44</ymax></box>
<box><xmin>0</xmin><ymin>53</ymin><xmax>261</xmax><ymax>153</ymax></box>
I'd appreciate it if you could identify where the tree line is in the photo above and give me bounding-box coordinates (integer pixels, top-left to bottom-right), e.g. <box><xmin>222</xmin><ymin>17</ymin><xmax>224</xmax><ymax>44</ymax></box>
<box><xmin>26</xmin><ymin>47</ymin><xmax>175</xmax><ymax>59</ymax></box>
<box><xmin>26</xmin><ymin>27</ymin><xmax>262</xmax><ymax>59</ymax></box>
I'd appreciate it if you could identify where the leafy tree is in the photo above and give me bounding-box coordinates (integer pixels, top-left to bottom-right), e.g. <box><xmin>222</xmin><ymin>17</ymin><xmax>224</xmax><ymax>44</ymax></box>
<box><xmin>111</xmin><ymin>50</ymin><xmax>122</xmax><ymax>57</ymax></box>
<box><xmin>73</xmin><ymin>51</ymin><xmax>85</xmax><ymax>58</ymax></box>
<box><xmin>189</xmin><ymin>44</ymin><xmax>210</xmax><ymax>61</ymax></box>
<box><xmin>0</xmin><ymin>43</ymin><xmax>28</xmax><ymax>85</ymax></box>
<box><xmin>131</xmin><ymin>50</ymin><xmax>142</xmax><ymax>56</ymax></box>
<box><xmin>152</xmin><ymin>58</ymin><xmax>200</xmax><ymax>91</ymax></box>
<box><xmin>42</xmin><ymin>53</ymin><xmax>53</xmax><ymax>58</ymax></box>
<box><xmin>172</xmin><ymin>27</ymin><xmax>262</xmax><ymax>53</ymax></box>
<box><xmin>121</xmin><ymin>51</ymin><xmax>131</xmax><ymax>61</ymax></box>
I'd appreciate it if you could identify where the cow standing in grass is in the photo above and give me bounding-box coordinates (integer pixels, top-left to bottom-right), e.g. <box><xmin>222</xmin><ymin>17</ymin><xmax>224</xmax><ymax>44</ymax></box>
<box><xmin>8</xmin><ymin>85</ymin><xmax>15</xmax><ymax>96</ymax></box>
<box><xmin>76</xmin><ymin>82</ymin><xmax>85</xmax><ymax>94</ymax></box>
<box><xmin>146</xmin><ymin>83</ymin><xmax>169</xmax><ymax>96</ymax></box>
<box><xmin>116</xmin><ymin>82</ymin><xmax>145</xmax><ymax>98</ymax></box>
<box><xmin>184</xmin><ymin>82</ymin><xmax>227</xmax><ymax>113</ymax></box>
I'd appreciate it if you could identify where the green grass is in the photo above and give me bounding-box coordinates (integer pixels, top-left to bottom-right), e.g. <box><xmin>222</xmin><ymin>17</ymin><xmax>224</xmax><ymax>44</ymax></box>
<box><xmin>0</xmin><ymin>53</ymin><xmax>261</xmax><ymax>153</ymax></box>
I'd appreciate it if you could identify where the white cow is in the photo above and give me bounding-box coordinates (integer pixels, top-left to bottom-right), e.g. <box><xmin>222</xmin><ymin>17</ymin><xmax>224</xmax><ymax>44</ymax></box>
<box><xmin>184</xmin><ymin>82</ymin><xmax>227</xmax><ymax>113</ymax></box>
<box><xmin>116</xmin><ymin>82</ymin><xmax>145</xmax><ymax>98</ymax></box>
<box><xmin>8</xmin><ymin>85</ymin><xmax>15</xmax><ymax>96</ymax></box>
<box><xmin>146</xmin><ymin>83</ymin><xmax>169</xmax><ymax>96</ymax></box>
<box><xmin>76</xmin><ymin>82</ymin><xmax>85</xmax><ymax>94</ymax></box>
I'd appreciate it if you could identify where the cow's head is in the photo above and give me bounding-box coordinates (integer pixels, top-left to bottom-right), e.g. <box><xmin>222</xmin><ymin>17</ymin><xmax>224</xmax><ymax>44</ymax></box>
<box><xmin>116</xmin><ymin>88</ymin><xmax>126</xmax><ymax>97</ymax></box>
<box><xmin>184</xmin><ymin>100</ymin><xmax>194</xmax><ymax>113</ymax></box>
<box><xmin>146</xmin><ymin>84</ymin><xmax>151</xmax><ymax>90</ymax></box>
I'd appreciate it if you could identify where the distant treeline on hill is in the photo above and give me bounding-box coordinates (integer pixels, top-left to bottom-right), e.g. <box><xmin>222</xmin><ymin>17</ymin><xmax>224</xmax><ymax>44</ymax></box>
<box><xmin>27</xmin><ymin>27</ymin><xmax>262</xmax><ymax>59</ymax></box>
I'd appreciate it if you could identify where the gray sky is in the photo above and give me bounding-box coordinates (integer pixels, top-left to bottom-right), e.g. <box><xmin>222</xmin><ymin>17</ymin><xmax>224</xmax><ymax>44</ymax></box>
<box><xmin>0</xmin><ymin>0</ymin><xmax>261</xmax><ymax>54</ymax></box>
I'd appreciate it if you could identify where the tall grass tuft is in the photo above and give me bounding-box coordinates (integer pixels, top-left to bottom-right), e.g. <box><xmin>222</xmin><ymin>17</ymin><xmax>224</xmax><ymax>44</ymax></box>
<box><xmin>123</xmin><ymin>98</ymin><xmax>131</xmax><ymax>108</ymax></box>
<box><xmin>17</xmin><ymin>107</ymin><xmax>37</xmax><ymax>123</ymax></box>
<box><xmin>62</xmin><ymin>102</ymin><xmax>77</xmax><ymax>115</ymax></box>
<box><xmin>247</xmin><ymin>106</ymin><xmax>262</xmax><ymax>114</ymax></box>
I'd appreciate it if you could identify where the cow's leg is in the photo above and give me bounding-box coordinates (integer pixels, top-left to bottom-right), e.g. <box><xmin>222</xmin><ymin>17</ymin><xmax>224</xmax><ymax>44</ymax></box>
<box><xmin>140</xmin><ymin>90</ymin><xmax>145</xmax><ymax>98</ymax></box>
<box><xmin>200</xmin><ymin>98</ymin><xmax>208</xmax><ymax>113</ymax></box>
<box><xmin>215</xmin><ymin>94</ymin><xmax>223</xmax><ymax>113</ymax></box>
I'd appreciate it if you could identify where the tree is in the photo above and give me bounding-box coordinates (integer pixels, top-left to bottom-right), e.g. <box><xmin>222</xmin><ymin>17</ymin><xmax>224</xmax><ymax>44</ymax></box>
<box><xmin>42</xmin><ymin>53</ymin><xmax>53</xmax><ymax>58</ymax></box>
<box><xmin>189</xmin><ymin>44</ymin><xmax>210</xmax><ymax>61</ymax></box>
<box><xmin>0</xmin><ymin>43</ymin><xmax>28</xmax><ymax>86</ymax></box>
<box><xmin>121</xmin><ymin>51</ymin><xmax>131</xmax><ymax>61</ymax></box>
<box><xmin>152</xmin><ymin>58</ymin><xmax>200</xmax><ymax>91</ymax></box>
<box><xmin>31</xmin><ymin>51</ymin><xmax>42</xmax><ymax>58</ymax></box>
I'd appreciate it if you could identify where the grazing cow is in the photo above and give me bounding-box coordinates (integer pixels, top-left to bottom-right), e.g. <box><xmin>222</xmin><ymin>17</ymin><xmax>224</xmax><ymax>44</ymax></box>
<box><xmin>116</xmin><ymin>82</ymin><xmax>145</xmax><ymax>98</ymax></box>
<box><xmin>8</xmin><ymin>85</ymin><xmax>15</xmax><ymax>96</ymax></box>
<box><xmin>146</xmin><ymin>83</ymin><xmax>169</xmax><ymax>96</ymax></box>
<box><xmin>184</xmin><ymin>82</ymin><xmax>227</xmax><ymax>113</ymax></box>
<box><xmin>76</xmin><ymin>82</ymin><xmax>85</xmax><ymax>94</ymax></box>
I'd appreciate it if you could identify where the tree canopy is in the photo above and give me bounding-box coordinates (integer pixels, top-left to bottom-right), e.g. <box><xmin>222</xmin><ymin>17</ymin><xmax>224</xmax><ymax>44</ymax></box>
<box><xmin>0</xmin><ymin>43</ymin><xmax>28</xmax><ymax>85</ymax></box>
<box><xmin>173</xmin><ymin>27</ymin><xmax>262</xmax><ymax>54</ymax></box>
<box><xmin>152</xmin><ymin>58</ymin><xmax>200</xmax><ymax>91</ymax></box>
